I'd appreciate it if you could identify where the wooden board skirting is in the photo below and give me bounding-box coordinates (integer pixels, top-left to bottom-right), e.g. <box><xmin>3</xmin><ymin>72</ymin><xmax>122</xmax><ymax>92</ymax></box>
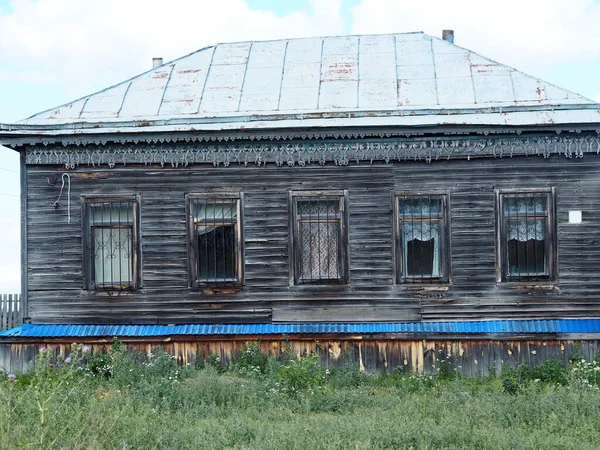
<box><xmin>2</xmin><ymin>336</ymin><xmax>599</xmax><ymax>375</ymax></box>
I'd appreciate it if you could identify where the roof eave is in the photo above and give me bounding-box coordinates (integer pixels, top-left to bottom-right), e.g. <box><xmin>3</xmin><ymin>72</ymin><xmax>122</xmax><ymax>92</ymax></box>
<box><xmin>2</xmin><ymin>105</ymin><xmax>600</xmax><ymax>147</ymax></box>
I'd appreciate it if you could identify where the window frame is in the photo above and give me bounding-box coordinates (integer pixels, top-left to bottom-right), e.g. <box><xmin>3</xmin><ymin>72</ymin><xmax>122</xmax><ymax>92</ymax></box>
<box><xmin>393</xmin><ymin>190</ymin><xmax>451</xmax><ymax>284</ymax></box>
<box><xmin>186</xmin><ymin>193</ymin><xmax>244</xmax><ymax>288</ymax></box>
<box><xmin>81</xmin><ymin>195</ymin><xmax>142</xmax><ymax>291</ymax></box>
<box><xmin>495</xmin><ymin>187</ymin><xmax>557</xmax><ymax>283</ymax></box>
<box><xmin>289</xmin><ymin>190</ymin><xmax>349</xmax><ymax>286</ymax></box>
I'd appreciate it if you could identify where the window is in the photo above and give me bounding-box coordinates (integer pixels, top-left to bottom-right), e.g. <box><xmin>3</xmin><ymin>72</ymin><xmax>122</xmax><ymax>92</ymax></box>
<box><xmin>290</xmin><ymin>191</ymin><xmax>348</xmax><ymax>285</ymax></box>
<box><xmin>496</xmin><ymin>189</ymin><xmax>556</xmax><ymax>282</ymax></box>
<box><xmin>187</xmin><ymin>194</ymin><xmax>243</xmax><ymax>286</ymax></box>
<box><xmin>395</xmin><ymin>192</ymin><xmax>450</xmax><ymax>283</ymax></box>
<box><xmin>82</xmin><ymin>196</ymin><xmax>140</xmax><ymax>290</ymax></box>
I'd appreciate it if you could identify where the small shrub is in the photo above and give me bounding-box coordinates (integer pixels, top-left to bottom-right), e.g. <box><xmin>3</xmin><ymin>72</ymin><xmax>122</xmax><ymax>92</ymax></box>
<box><xmin>86</xmin><ymin>337</ymin><xmax>124</xmax><ymax>380</ymax></box>
<box><xmin>276</xmin><ymin>334</ymin><xmax>297</xmax><ymax>364</ymax></box>
<box><xmin>202</xmin><ymin>353</ymin><xmax>226</xmax><ymax>374</ymax></box>
<box><xmin>396</xmin><ymin>373</ymin><xmax>436</xmax><ymax>393</ymax></box>
<box><xmin>142</xmin><ymin>347</ymin><xmax>179</xmax><ymax>380</ymax></box>
<box><xmin>109</xmin><ymin>348</ymin><xmax>140</xmax><ymax>388</ymax></box>
<box><xmin>435</xmin><ymin>357</ymin><xmax>459</xmax><ymax>382</ymax></box>
<box><xmin>87</xmin><ymin>351</ymin><xmax>114</xmax><ymax>379</ymax></box>
<box><xmin>501</xmin><ymin>360</ymin><xmax>568</xmax><ymax>394</ymax></box>
<box><xmin>276</xmin><ymin>352</ymin><xmax>329</xmax><ymax>395</ymax></box>
<box><xmin>532</xmin><ymin>359</ymin><xmax>568</xmax><ymax>385</ymax></box>
<box><xmin>327</xmin><ymin>364</ymin><xmax>365</xmax><ymax>389</ymax></box>
<box><xmin>233</xmin><ymin>341</ymin><xmax>269</xmax><ymax>377</ymax></box>
<box><xmin>502</xmin><ymin>372</ymin><xmax>521</xmax><ymax>395</ymax></box>
<box><xmin>569</xmin><ymin>358</ymin><xmax>600</xmax><ymax>389</ymax></box>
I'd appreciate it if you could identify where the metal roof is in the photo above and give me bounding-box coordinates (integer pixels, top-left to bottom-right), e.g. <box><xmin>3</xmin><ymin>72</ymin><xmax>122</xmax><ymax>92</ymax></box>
<box><xmin>2</xmin><ymin>320</ymin><xmax>600</xmax><ymax>338</ymax></box>
<box><xmin>3</xmin><ymin>31</ymin><xmax>597</xmax><ymax>138</ymax></box>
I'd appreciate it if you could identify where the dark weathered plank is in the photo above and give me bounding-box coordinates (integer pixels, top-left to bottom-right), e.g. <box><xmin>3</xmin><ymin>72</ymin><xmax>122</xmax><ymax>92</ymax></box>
<box><xmin>21</xmin><ymin>148</ymin><xmax>600</xmax><ymax>325</ymax></box>
<box><xmin>20</xmin><ymin>151</ymin><xmax>28</xmax><ymax>322</ymax></box>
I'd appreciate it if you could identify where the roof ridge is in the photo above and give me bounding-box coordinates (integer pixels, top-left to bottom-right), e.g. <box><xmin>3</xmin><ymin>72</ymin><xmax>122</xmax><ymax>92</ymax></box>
<box><xmin>208</xmin><ymin>30</ymin><xmax>427</xmax><ymax>48</ymax></box>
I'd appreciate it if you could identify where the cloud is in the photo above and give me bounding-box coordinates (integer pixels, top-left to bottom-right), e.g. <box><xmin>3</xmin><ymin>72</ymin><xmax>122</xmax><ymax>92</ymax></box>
<box><xmin>350</xmin><ymin>0</ymin><xmax>600</xmax><ymax>74</ymax></box>
<box><xmin>0</xmin><ymin>0</ymin><xmax>345</xmax><ymax>113</ymax></box>
<box><xmin>594</xmin><ymin>95</ymin><xmax>600</xmax><ymax>103</ymax></box>
<box><xmin>2</xmin><ymin>0</ymin><xmax>598</xmax><ymax>117</ymax></box>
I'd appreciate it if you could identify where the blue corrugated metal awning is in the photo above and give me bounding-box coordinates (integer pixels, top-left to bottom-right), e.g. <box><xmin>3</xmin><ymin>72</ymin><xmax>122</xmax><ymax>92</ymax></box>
<box><xmin>2</xmin><ymin>319</ymin><xmax>600</xmax><ymax>338</ymax></box>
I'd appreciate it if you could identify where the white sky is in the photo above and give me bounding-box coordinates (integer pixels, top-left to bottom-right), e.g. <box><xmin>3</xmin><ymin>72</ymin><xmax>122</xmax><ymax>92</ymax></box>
<box><xmin>0</xmin><ymin>0</ymin><xmax>599</xmax><ymax>292</ymax></box>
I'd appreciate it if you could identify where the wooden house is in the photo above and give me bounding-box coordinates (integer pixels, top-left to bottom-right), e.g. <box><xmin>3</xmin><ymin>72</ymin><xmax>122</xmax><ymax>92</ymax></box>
<box><xmin>1</xmin><ymin>31</ymin><xmax>600</xmax><ymax>373</ymax></box>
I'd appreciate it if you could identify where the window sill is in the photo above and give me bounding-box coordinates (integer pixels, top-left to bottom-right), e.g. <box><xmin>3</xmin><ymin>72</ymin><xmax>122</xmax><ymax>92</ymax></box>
<box><xmin>290</xmin><ymin>283</ymin><xmax>348</xmax><ymax>291</ymax></box>
<box><xmin>501</xmin><ymin>282</ymin><xmax>558</xmax><ymax>290</ymax></box>
<box><xmin>200</xmin><ymin>287</ymin><xmax>242</xmax><ymax>294</ymax></box>
<box><xmin>93</xmin><ymin>286</ymin><xmax>136</xmax><ymax>291</ymax></box>
<box><xmin>400</xmin><ymin>284</ymin><xmax>450</xmax><ymax>292</ymax></box>
<box><xmin>85</xmin><ymin>289</ymin><xmax>137</xmax><ymax>296</ymax></box>
<box><xmin>194</xmin><ymin>282</ymin><xmax>242</xmax><ymax>294</ymax></box>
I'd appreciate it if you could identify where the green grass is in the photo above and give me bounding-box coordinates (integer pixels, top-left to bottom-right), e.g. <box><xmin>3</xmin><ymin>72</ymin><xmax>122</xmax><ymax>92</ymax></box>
<box><xmin>1</xmin><ymin>343</ymin><xmax>600</xmax><ymax>449</ymax></box>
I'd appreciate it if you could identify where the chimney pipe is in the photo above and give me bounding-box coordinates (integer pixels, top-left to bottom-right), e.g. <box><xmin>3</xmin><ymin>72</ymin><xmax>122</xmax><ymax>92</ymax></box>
<box><xmin>442</xmin><ymin>30</ymin><xmax>455</xmax><ymax>43</ymax></box>
<box><xmin>152</xmin><ymin>57</ymin><xmax>163</xmax><ymax>69</ymax></box>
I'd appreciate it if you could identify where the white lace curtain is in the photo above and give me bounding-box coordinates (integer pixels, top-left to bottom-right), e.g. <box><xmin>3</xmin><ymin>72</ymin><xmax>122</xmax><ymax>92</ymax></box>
<box><xmin>399</xmin><ymin>199</ymin><xmax>442</xmax><ymax>217</ymax></box>
<box><xmin>506</xmin><ymin>219</ymin><xmax>545</xmax><ymax>241</ymax></box>
<box><xmin>503</xmin><ymin>197</ymin><xmax>547</xmax><ymax>242</ymax></box>
<box><xmin>399</xmin><ymin>197</ymin><xmax>442</xmax><ymax>278</ymax></box>
<box><xmin>402</xmin><ymin>221</ymin><xmax>440</xmax><ymax>277</ymax></box>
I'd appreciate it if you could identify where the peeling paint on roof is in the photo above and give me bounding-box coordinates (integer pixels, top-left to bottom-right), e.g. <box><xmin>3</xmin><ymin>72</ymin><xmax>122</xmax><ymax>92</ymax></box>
<box><xmin>17</xmin><ymin>32</ymin><xmax>595</xmax><ymax>129</ymax></box>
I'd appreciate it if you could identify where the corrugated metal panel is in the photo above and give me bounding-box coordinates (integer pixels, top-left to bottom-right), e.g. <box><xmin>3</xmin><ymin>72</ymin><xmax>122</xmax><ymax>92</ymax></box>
<box><xmin>11</xmin><ymin>32</ymin><xmax>595</xmax><ymax>130</ymax></box>
<box><xmin>3</xmin><ymin>319</ymin><xmax>600</xmax><ymax>338</ymax></box>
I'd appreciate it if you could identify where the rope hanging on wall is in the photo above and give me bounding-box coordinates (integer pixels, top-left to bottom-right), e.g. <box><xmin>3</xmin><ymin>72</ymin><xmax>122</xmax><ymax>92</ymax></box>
<box><xmin>51</xmin><ymin>173</ymin><xmax>71</xmax><ymax>224</ymax></box>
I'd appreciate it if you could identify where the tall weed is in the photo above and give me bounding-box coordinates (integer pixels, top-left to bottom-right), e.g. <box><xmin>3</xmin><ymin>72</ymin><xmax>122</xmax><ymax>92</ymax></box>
<box><xmin>2</xmin><ymin>343</ymin><xmax>600</xmax><ymax>449</ymax></box>
<box><xmin>232</xmin><ymin>341</ymin><xmax>269</xmax><ymax>377</ymax></box>
<box><xmin>276</xmin><ymin>352</ymin><xmax>329</xmax><ymax>395</ymax></box>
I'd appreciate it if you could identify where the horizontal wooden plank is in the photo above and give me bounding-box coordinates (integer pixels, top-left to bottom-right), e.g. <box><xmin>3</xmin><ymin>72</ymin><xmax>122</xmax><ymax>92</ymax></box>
<box><xmin>22</xmin><ymin>151</ymin><xmax>600</xmax><ymax>324</ymax></box>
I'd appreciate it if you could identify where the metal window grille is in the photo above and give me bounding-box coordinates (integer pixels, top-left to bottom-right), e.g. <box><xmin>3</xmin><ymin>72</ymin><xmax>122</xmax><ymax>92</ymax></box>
<box><xmin>294</xmin><ymin>196</ymin><xmax>343</xmax><ymax>284</ymax></box>
<box><xmin>501</xmin><ymin>192</ymin><xmax>550</xmax><ymax>281</ymax></box>
<box><xmin>192</xmin><ymin>197</ymin><xmax>240</xmax><ymax>284</ymax></box>
<box><xmin>89</xmin><ymin>201</ymin><xmax>136</xmax><ymax>290</ymax></box>
<box><xmin>398</xmin><ymin>194</ymin><xmax>447</xmax><ymax>283</ymax></box>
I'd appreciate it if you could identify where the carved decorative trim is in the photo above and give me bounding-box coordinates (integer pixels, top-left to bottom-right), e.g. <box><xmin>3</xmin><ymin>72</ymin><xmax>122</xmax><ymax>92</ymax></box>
<box><xmin>25</xmin><ymin>134</ymin><xmax>600</xmax><ymax>168</ymax></box>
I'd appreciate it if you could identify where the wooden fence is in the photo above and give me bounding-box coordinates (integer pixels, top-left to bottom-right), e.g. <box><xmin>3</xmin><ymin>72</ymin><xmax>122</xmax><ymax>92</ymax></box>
<box><xmin>1</xmin><ymin>294</ymin><xmax>22</xmax><ymax>331</ymax></box>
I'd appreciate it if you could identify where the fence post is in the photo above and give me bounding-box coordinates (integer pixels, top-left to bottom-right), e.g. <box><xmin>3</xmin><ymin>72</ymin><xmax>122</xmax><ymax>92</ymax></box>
<box><xmin>1</xmin><ymin>294</ymin><xmax>6</xmax><ymax>331</ymax></box>
<box><xmin>0</xmin><ymin>294</ymin><xmax>22</xmax><ymax>331</ymax></box>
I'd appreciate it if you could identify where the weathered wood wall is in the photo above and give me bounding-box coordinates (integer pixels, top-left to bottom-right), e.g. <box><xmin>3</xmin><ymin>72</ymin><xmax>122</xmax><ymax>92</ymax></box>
<box><xmin>23</xmin><ymin>148</ymin><xmax>600</xmax><ymax>325</ymax></box>
<box><xmin>1</xmin><ymin>336</ymin><xmax>598</xmax><ymax>375</ymax></box>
